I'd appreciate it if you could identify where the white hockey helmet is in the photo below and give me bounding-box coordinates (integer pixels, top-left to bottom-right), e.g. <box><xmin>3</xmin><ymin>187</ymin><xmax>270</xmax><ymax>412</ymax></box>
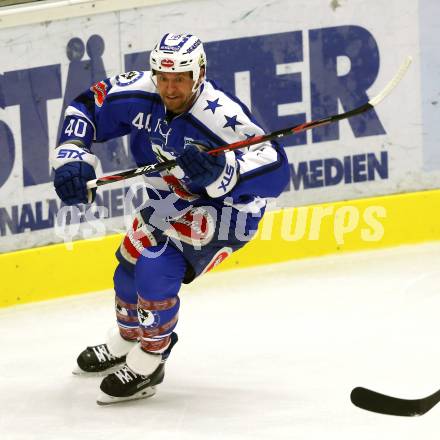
<box><xmin>150</xmin><ymin>33</ymin><xmax>207</xmax><ymax>92</ymax></box>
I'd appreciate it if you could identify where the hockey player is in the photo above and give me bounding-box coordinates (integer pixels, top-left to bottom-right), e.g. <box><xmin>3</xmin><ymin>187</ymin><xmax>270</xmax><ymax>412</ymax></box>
<box><xmin>51</xmin><ymin>33</ymin><xmax>290</xmax><ymax>405</ymax></box>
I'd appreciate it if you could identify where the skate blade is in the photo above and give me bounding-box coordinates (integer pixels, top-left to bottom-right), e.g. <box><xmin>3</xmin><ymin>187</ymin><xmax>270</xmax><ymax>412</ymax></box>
<box><xmin>96</xmin><ymin>386</ymin><xmax>156</xmax><ymax>406</ymax></box>
<box><xmin>72</xmin><ymin>363</ymin><xmax>124</xmax><ymax>377</ymax></box>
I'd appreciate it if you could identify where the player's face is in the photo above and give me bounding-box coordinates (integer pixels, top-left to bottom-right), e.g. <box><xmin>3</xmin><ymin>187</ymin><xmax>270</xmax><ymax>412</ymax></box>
<box><xmin>155</xmin><ymin>71</ymin><xmax>197</xmax><ymax>114</ymax></box>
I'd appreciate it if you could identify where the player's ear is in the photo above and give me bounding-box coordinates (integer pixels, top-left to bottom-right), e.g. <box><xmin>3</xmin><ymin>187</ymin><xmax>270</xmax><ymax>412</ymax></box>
<box><xmin>195</xmin><ymin>67</ymin><xmax>206</xmax><ymax>87</ymax></box>
<box><xmin>199</xmin><ymin>66</ymin><xmax>206</xmax><ymax>80</ymax></box>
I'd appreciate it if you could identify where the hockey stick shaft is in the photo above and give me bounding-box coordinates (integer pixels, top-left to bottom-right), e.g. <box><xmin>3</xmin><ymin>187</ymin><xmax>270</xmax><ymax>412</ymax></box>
<box><xmin>87</xmin><ymin>56</ymin><xmax>412</xmax><ymax>190</ymax></box>
<box><xmin>350</xmin><ymin>386</ymin><xmax>440</xmax><ymax>416</ymax></box>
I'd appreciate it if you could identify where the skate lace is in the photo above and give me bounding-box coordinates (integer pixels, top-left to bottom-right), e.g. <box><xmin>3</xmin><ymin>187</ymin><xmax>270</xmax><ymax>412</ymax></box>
<box><xmin>114</xmin><ymin>365</ymin><xmax>140</xmax><ymax>385</ymax></box>
<box><xmin>92</xmin><ymin>344</ymin><xmax>117</xmax><ymax>363</ymax></box>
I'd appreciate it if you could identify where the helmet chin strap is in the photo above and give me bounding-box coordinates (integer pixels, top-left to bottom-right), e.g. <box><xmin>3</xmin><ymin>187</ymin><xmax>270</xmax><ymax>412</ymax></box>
<box><xmin>191</xmin><ymin>71</ymin><xmax>205</xmax><ymax>93</ymax></box>
<box><xmin>185</xmin><ymin>83</ymin><xmax>203</xmax><ymax>111</ymax></box>
<box><xmin>150</xmin><ymin>72</ymin><xmax>158</xmax><ymax>89</ymax></box>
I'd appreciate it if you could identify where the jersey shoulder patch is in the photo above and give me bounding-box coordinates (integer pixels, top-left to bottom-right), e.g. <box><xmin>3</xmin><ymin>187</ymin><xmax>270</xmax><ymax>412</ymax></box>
<box><xmin>115</xmin><ymin>71</ymin><xmax>144</xmax><ymax>87</ymax></box>
<box><xmin>108</xmin><ymin>70</ymin><xmax>156</xmax><ymax>95</ymax></box>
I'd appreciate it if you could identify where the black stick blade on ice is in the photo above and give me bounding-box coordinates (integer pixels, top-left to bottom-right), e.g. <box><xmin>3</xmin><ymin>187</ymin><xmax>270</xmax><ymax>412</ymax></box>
<box><xmin>350</xmin><ymin>386</ymin><xmax>440</xmax><ymax>416</ymax></box>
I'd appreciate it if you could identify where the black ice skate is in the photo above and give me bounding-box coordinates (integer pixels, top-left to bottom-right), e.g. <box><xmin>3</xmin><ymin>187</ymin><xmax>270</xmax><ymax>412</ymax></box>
<box><xmin>73</xmin><ymin>343</ymin><xmax>126</xmax><ymax>375</ymax></box>
<box><xmin>96</xmin><ymin>332</ymin><xmax>178</xmax><ymax>405</ymax></box>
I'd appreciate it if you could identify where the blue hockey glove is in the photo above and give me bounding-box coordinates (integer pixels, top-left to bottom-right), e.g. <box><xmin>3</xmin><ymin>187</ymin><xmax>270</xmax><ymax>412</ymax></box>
<box><xmin>176</xmin><ymin>144</ymin><xmax>225</xmax><ymax>187</ymax></box>
<box><xmin>176</xmin><ymin>145</ymin><xmax>238</xmax><ymax>197</ymax></box>
<box><xmin>54</xmin><ymin>162</ymin><xmax>97</xmax><ymax>205</ymax></box>
<box><xmin>51</xmin><ymin>143</ymin><xmax>98</xmax><ymax>205</ymax></box>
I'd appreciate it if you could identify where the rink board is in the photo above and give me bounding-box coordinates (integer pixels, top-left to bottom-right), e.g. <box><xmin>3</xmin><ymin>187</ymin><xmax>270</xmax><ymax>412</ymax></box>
<box><xmin>2</xmin><ymin>188</ymin><xmax>440</xmax><ymax>308</ymax></box>
<box><xmin>1</xmin><ymin>0</ymin><xmax>437</xmax><ymax>254</ymax></box>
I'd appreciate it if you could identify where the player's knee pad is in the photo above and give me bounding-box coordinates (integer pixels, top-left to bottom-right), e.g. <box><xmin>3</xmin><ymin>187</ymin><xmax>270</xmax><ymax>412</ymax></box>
<box><xmin>134</xmin><ymin>245</ymin><xmax>186</xmax><ymax>352</ymax></box>
<box><xmin>136</xmin><ymin>294</ymin><xmax>180</xmax><ymax>352</ymax></box>
<box><xmin>113</xmin><ymin>264</ymin><xmax>139</xmax><ymax>340</ymax></box>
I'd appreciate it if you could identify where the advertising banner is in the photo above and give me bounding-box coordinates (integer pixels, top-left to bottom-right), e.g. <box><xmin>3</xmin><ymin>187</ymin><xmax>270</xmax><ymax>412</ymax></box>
<box><xmin>0</xmin><ymin>0</ymin><xmax>435</xmax><ymax>252</ymax></box>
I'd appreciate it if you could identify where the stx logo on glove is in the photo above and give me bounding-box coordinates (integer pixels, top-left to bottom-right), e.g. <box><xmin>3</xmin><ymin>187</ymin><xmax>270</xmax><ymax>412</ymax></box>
<box><xmin>56</xmin><ymin>148</ymin><xmax>86</xmax><ymax>160</ymax></box>
<box><xmin>217</xmin><ymin>164</ymin><xmax>235</xmax><ymax>192</ymax></box>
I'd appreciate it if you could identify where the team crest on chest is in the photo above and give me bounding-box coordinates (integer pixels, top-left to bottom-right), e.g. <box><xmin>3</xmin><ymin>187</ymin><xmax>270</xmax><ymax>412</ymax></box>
<box><xmin>152</xmin><ymin>118</ymin><xmax>173</xmax><ymax>145</ymax></box>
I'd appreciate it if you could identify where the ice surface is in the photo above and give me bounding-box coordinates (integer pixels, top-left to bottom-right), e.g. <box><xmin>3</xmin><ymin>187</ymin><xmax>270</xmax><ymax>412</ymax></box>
<box><xmin>2</xmin><ymin>242</ymin><xmax>440</xmax><ymax>440</ymax></box>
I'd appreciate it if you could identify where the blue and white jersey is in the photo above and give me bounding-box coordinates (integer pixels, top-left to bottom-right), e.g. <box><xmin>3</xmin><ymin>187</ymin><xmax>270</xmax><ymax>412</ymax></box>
<box><xmin>59</xmin><ymin>70</ymin><xmax>290</xmax><ymax>216</ymax></box>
